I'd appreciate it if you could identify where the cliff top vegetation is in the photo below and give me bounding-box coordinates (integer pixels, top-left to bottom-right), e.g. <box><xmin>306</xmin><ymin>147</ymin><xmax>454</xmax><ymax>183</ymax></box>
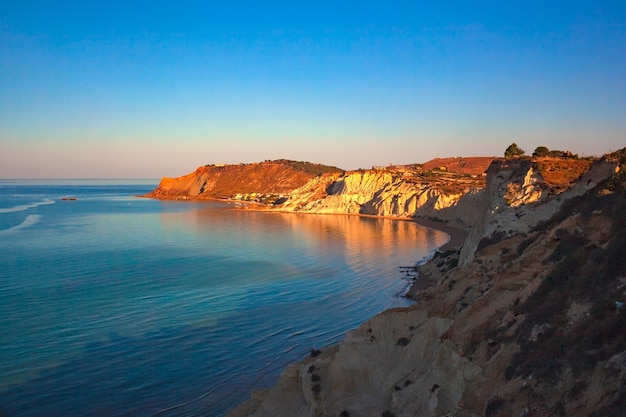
<box><xmin>421</xmin><ymin>157</ymin><xmax>494</xmax><ymax>176</ymax></box>
<box><xmin>268</xmin><ymin>159</ymin><xmax>345</xmax><ymax>175</ymax></box>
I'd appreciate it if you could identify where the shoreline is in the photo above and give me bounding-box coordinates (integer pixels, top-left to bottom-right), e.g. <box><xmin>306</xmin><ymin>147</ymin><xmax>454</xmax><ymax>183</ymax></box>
<box><xmin>235</xmin><ymin>202</ymin><xmax>469</xmax><ymax>253</ymax></box>
<box><xmin>225</xmin><ymin>211</ymin><xmax>469</xmax><ymax>417</ymax></box>
<box><xmin>142</xmin><ymin>195</ymin><xmax>469</xmax><ymax>416</ymax></box>
<box><xmin>141</xmin><ymin>194</ymin><xmax>468</xmax><ymax>253</ymax></box>
<box><xmin>410</xmin><ymin>217</ymin><xmax>467</xmax><ymax>252</ymax></box>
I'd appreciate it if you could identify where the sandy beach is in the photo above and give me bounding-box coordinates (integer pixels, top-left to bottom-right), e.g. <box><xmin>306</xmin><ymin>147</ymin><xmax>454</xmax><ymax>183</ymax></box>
<box><xmin>411</xmin><ymin>217</ymin><xmax>467</xmax><ymax>252</ymax></box>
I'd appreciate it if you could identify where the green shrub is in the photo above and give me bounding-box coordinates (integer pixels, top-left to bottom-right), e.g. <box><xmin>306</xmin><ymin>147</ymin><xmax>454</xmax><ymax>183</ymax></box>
<box><xmin>505</xmin><ymin>143</ymin><xmax>525</xmax><ymax>158</ymax></box>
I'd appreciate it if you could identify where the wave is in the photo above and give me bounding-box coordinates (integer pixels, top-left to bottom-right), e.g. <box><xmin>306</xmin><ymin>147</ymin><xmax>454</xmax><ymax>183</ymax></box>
<box><xmin>0</xmin><ymin>215</ymin><xmax>41</xmax><ymax>235</ymax></box>
<box><xmin>0</xmin><ymin>199</ymin><xmax>55</xmax><ymax>214</ymax></box>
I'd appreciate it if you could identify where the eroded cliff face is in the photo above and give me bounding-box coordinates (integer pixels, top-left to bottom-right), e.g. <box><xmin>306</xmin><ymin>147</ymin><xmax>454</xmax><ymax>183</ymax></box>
<box><xmin>458</xmin><ymin>157</ymin><xmax>618</xmax><ymax>265</ymax></box>
<box><xmin>275</xmin><ymin>169</ymin><xmax>484</xmax><ymax>229</ymax></box>
<box><xmin>274</xmin><ymin>157</ymin><xmax>616</xmax><ymax>244</ymax></box>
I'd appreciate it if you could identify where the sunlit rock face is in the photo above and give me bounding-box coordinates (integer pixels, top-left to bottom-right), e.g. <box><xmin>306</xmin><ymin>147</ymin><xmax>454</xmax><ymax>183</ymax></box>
<box><xmin>149</xmin><ymin>156</ymin><xmax>618</xmax><ymax>270</ymax></box>
<box><xmin>504</xmin><ymin>166</ymin><xmax>544</xmax><ymax>207</ymax></box>
<box><xmin>145</xmin><ymin>161</ymin><xmax>340</xmax><ymax>200</ymax></box>
<box><xmin>278</xmin><ymin>158</ymin><xmax>617</xmax><ymax>252</ymax></box>
<box><xmin>277</xmin><ymin>169</ymin><xmax>478</xmax><ymax>224</ymax></box>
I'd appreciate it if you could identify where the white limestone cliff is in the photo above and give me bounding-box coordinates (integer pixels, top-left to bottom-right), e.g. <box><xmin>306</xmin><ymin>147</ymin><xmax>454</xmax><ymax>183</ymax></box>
<box><xmin>458</xmin><ymin>158</ymin><xmax>619</xmax><ymax>265</ymax></box>
<box><xmin>273</xmin><ymin>160</ymin><xmax>618</xmax><ymax>265</ymax></box>
<box><xmin>276</xmin><ymin>170</ymin><xmax>482</xmax><ymax>229</ymax></box>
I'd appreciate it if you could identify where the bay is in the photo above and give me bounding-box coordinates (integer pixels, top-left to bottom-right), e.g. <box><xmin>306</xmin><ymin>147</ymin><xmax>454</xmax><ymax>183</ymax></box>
<box><xmin>0</xmin><ymin>180</ymin><xmax>448</xmax><ymax>416</ymax></box>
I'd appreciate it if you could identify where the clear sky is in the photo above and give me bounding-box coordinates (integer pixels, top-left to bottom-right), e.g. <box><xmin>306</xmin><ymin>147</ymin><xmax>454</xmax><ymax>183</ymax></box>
<box><xmin>1</xmin><ymin>1</ymin><xmax>625</xmax><ymax>178</ymax></box>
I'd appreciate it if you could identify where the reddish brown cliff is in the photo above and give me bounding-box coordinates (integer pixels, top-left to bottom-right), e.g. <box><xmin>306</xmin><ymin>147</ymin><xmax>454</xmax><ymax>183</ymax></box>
<box><xmin>145</xmin><ymin>160</ymin><xmax>343</xmax><ymax>200</ymax></box>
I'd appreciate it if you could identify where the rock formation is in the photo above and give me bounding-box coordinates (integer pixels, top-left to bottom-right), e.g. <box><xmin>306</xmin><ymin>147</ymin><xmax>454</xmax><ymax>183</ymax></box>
<box><xmin>228</xmin><ymin>150</ymin><xmax>626</xmax><ymax>417</ymax></box>
<box><xmin>458</xmin><ymin>157</ymin><xmax>618</xmax><ymax>265</ymax></box>
<box><xmin>144</xmin><ymin>158</ymin><xmax>494</xmax><ymax>229</ymax></box>
<box><xmin>274</xmin><ymin>165</ymin><xmax>489</xmax><ymax>230</ymax></box>
<box><xmin>271</xmin><ymin>156</ymin><xmax>615</xmax><ymax>243</ymax></box>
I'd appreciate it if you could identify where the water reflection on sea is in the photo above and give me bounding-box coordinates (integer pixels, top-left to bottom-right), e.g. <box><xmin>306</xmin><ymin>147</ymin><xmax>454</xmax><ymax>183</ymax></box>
<box><xmin>0</xmin><ymin>185</ymin><xmax>448</xmax><ymax>417</ymax></box>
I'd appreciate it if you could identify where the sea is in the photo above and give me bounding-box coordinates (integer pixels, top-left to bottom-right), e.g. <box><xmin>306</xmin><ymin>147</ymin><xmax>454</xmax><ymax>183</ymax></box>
<box><xmin>0</xmin><ymin>180</ymin><xmax>449</xmax><ymax>417</ymax></box>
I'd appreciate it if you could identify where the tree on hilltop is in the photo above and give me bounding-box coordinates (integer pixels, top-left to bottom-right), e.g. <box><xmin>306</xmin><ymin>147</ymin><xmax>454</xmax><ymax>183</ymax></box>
<box><xmin>504</xmin><ymin>143</ymin><xmax>525</xmax><ymax>158</ymax></box>
<box><xmin>533</xmin><ymin>146</ymin><xmax>550</xmax><ymax>157</ymax></box>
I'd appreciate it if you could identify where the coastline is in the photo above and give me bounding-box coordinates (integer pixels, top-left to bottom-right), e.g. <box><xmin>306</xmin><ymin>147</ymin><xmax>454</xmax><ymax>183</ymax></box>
<box><xmin>225</xmin><ymin>212</ymin><xmax>471</xmax><ymax>417</ymax></box>
<box><xmin>145</xmin><ymin>152</ymin><xmax>625</xmax><ymax>417</ymax></box>
<box><xmin>142</xmin><ymin>194</ymin><xmax>468</xmax><ymax>253</ymax></box>
<box><xmin>144</xmin><ymin>197</ymin><xmax>469</xmax><ymax>417</ymax></box>
<box><xmin>410</xmin><ymin>217</ymin><xmax>467</xmax><ymax>252</ymax></box>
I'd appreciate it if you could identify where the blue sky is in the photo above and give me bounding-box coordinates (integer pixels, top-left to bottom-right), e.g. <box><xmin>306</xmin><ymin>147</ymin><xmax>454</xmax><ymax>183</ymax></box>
<box><xmin>1</xmin><ymin>1</ymin><xmax>625</xmax><ymax>178</ymax></box>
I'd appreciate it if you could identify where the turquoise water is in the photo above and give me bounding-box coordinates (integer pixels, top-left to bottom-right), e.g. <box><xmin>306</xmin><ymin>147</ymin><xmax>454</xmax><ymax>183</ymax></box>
<box><xmin>0</xmin><ymin>180</ymin><xmax>448</xmax><ymax>416</ymax></box>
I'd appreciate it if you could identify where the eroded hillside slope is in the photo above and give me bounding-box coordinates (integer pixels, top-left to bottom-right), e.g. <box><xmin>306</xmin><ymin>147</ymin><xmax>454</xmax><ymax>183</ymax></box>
<box><xmin>415</xmin><ymin>152</ymin><xmax>626</xmax><ymax>417</ymax></box>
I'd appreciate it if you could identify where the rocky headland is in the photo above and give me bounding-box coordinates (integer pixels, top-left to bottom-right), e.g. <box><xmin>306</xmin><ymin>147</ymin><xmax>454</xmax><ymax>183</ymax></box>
<box><xmin>144</xmin><ymin>159</ymin><xmax>343</xmax><ymax>202</ymax></box>
<box><xmin>146</xmin><ymin>150</ymin><xmax>626</xmax><ymax>416</ymax></box>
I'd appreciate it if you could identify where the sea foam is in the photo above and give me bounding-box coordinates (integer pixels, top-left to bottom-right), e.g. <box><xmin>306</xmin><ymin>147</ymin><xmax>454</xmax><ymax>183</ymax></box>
<box><xmin>0</xmin><ymin>214</ymin><xmax>42</xmax><ymax>234</ymax></box>
<box><xmin>0</xmin><ymin>199</ymin><xmax>55</xmax><ymax>214</ymax></box>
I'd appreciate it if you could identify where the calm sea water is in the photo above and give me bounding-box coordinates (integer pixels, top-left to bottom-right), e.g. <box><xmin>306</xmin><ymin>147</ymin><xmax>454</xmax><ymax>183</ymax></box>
<box><xmin>0</xmin><ymin>180</ymin><xmax>448</xmax><ymax>417</ymax></box>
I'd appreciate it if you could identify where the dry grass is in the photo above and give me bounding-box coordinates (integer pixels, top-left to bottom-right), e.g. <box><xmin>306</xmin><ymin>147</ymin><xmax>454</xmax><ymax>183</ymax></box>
<box><xmin>422</xmin><ymin>157</ymin><xmax>494</xmax><ymax>175</ymax></box>
<box><xmin>534</xmin><ymin>158</ymin><xmax>593</xmax><ymax>188</ymax></box>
